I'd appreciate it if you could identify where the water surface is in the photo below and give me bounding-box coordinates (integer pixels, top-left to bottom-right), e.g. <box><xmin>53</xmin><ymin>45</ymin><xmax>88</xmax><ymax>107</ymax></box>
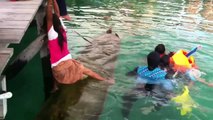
<box><xmin>65</xmin><ymin>0</ymin><xmax>213</xmax><ymax>120</ymax></box>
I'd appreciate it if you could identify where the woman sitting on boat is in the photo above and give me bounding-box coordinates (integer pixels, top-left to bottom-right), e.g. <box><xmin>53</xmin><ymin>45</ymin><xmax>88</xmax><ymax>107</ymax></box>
<box><xmin>46</xmin><ymin>0</ymin><xmax>114</xmax><ymax>89</ymax></box>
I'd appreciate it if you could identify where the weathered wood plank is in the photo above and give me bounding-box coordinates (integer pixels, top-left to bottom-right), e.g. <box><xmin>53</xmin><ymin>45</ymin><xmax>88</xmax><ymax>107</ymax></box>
<box><xmin>0</xmin><ymin>9</ymin><xmax>35</xmax><ymax>14</ymax></box>
<box><xmin>0</xmin><ymin>0</ymin><xmax>42</xmax><ymax>5</ymax></box>
<box><xmin>0</xmin><ymin>4</ymin><xmax>38</xmax><ymax>9</ymax></box>
<box><xmin>0</xmin><ymin>21</ymin><xmax>29</xmax><ymax>29</ymax></box>
<box><xmin>0</xmin><ymin>0</ymin><xmax>43</xmax><ymax>44</ymax></box>
<box><xmin>0</xmin><ymin>34</ymin><xmax>23</xmax><ymax>43</ymax></box>
<box><xmin>0</xmin><ymin>29</ymin><xmax>23</xmax><ymax>35</ymax></box>
<box><xmin>0</xmin><ymin>13</ymin><xmax>32</xmax><ymax>21</ymax></box>
<box><xmin>0</xmin><ymin>48</ymin><xmax>13</xmax><ymax>75</ymax></box>
<box><xmin>0</xmin><ymin>29</ymin><xmax>24</xmax><ymax>43</ymax></box>
<box><xmin>0</xmin><ymin>44</ymin><xmax>9</xmax><ymax>49</ymax></box>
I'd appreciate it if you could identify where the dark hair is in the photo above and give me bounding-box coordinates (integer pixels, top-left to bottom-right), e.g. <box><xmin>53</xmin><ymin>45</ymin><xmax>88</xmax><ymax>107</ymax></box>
<box><xmin>53</xmin><ymin>14</ymin><xmax>66</xmax><ymax>50</ymax></box>
<box><xmin>155</xmin><ymin>44</ymin><xmax>165</xmax><ymax>54</ymax></box>
<box><xmin>43</xmin><ymin>14</ymin><xmax>66</xmax><ymax>50</ymax></box>
<box><xmin>147</xmin><ymin>51</ymin><xmax>160</xmax><ymax>71</ymax></box>
<box><xmin>159</xmin><ymin>55</ymin><xmax>170</xmax><ymax>69</ymax></box>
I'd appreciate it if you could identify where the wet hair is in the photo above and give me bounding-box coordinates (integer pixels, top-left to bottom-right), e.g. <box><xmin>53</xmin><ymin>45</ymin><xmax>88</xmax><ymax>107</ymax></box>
<box><xmin>43</xmin><ymin>14</ymin><xmax>66</xmax><ymax>50</ymax></box>
<box><xmin>155</xmin><ymin>44</ymin><xmax>165</xmax><ymax>54</ymax></box>
<box><xmin>147</xmin><ymin>51</ymin><xmax>160</xmax><ymax>71</ymax></box>
<box><xmin>159</xmin><ymin>55</ymin><xmax>170</xmax><ymax>69</ymax></box>
<box><xmin>52</xmin><ymin>14</ymin><xmax>66</xmax><ymax>50</ymax></box>
<box><xmin>159</xmin><ymin>55</ymin><xmax>175</xmax><ymax>78</ymax></box>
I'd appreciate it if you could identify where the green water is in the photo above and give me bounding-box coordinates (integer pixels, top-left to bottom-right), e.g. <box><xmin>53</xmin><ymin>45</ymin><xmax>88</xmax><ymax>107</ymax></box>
<box><xmin>65</xmin><ymin>0</ymin><xmax>213</xmax><ymax>120</ymax></box>
<box><xmin>4</xmin><ymin>0</ymin><xmax>213</xmax><ymax>120</ymax></box>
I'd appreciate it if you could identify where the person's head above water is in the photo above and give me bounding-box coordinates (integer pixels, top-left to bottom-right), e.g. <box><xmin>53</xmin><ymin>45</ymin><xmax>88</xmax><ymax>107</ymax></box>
<box><xmin>159</xmin><ymin>55</ymin><xmax>170</xmax><ymax>69</ymax></box>
<box><xmin>155</xmin><ymin>44</ymin><xmax>165</xmax><ymax>56</ymax></box>
<box><xmin>147</xmin><ymin>51</ymin><xmax>160</xmax><ymax>71</ymax></box>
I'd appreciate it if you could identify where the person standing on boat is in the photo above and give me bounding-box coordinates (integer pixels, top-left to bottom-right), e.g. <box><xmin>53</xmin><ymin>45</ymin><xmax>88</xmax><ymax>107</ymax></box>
<box><xmin>56</xmin><ymin>0</ymin><xmax>71</xmax><ymax>21</ymax></box>
<box><xmin>46</xmin><ymin>0</ymin><xmax>114</xmax><ymax>90</ymax></box>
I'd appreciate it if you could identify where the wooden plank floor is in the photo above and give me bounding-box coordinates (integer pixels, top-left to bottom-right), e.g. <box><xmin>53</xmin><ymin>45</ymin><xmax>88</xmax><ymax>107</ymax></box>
<box><xmin>0</xmin><ymin>48</ymin><xmax>13</xmax><ymax>75</ymax></box>
<box><xmin>0</xmin><ymin>0</ymin><xmax>43</xmax><ymax>44</ymax></box>
<box><xmin>0</xmin><ymin>0</ymin><xmax>43</xmax><ymax>72</ymax></box>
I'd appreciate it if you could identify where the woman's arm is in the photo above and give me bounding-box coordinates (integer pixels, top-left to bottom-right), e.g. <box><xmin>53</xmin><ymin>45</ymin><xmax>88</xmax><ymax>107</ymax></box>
<box><xmin>196</xmin><ymin>77</ymin><xmax>213</xmax><ymax>87</ymax></box>
<box><xmin>47</xmin><ymin>0</ymin><xmax>53</xmax><ymax>31</ymax></box>
<box><xmin>53</xmin><ymin>0</ymin><xmax>60</xmax><ymax>17</ymax></box>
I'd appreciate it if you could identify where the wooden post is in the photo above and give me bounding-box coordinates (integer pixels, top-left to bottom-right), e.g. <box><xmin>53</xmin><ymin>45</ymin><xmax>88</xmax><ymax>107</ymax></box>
<box><xmin>0</xmin><ymin>48</ymin><xmax>13</xmax><ymax>119</ymax></box>
<box><xmin>35</xmin><ymin>0</ymin><xmax>54</xmax><ymax>100</ymax></box>
<box><xmin>0</xmin><ymin>76</ymin><xmax>7</xmax><ymax>119</ymax></box>
<box><xmin>35</xmin><ymin>0</ymin><xmax>46</xmax><ymax>35</ymax></box>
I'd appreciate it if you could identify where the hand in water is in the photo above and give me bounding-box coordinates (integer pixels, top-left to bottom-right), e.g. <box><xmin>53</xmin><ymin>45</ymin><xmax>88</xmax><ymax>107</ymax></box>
<box><xmin>197</xmin><ymin>45</ymin><xmax>202</xmax><ymax>50</ymax></box>
<box><xmin>208</xmin><ymin>83</ymin><xmax>213</xmax><ymax>87</ymax></box>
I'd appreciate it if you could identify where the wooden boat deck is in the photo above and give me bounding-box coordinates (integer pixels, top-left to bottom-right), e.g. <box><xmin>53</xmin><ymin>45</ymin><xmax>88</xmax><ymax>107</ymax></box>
<box><xmin>0</xmin><ymin>0</ymin><xmax>43</xmax><ymax>118</ymax></box>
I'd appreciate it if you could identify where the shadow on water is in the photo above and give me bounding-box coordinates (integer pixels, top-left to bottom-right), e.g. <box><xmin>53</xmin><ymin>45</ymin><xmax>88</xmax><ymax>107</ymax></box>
<box><xmin>36</xmin><ymin>79</ymin><xmax>89</xmax><ymax>120</ymax></box>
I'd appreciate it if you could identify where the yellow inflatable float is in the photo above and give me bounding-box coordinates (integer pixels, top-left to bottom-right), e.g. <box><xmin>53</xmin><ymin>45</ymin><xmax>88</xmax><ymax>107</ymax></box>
<box><xmin>170</xmin><ymin>49</ymin><xmax>197</xmax><ymax>72</ymax></box>
<box><xmin>171</xmin><ymin>86</ymin><xmax>196</xmax><ymax>116</ymax></box>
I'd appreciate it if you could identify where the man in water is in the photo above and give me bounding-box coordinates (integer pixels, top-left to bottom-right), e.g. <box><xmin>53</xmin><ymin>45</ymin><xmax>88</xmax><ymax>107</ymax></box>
<box><xmin>122</xmin><ymin>51</ymin><xmax>174</xmax><ymax>119</ymax></box>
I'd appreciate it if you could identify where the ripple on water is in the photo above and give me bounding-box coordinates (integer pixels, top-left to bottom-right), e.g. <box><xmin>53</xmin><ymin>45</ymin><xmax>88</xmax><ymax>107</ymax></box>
<box><xmin>66</xmin><ymin>0</ymin><xmax>213</xmax><ymax>119</ymax></box>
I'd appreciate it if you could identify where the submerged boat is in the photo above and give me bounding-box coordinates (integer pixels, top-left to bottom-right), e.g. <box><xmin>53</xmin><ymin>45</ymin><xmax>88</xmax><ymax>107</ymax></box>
<box><xmin>36</xmin><ymin>29</ymin><xmax>121</xmax><ymax>120</ymax></box>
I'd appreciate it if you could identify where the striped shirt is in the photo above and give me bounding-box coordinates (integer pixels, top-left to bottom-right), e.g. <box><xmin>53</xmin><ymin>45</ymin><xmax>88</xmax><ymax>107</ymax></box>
<box><xmin>137</xmin><ymin>66</ymin><xmax>166</xmax><ymax>84</ymax></box>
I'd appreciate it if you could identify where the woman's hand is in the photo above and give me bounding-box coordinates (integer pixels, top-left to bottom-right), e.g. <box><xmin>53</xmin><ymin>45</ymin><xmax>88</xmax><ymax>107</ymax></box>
<box><xmin>208</xmin><ymin>83</ymin><xmax>213</xmax><ymax>87</ymax></box>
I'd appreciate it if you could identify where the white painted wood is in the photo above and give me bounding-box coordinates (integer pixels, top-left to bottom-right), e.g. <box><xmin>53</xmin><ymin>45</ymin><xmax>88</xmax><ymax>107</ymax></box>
<box><xmin>0</xmin><ymin>76</ymin><xmax>7</xmax><ymax>119</ymax></box>
<box><xmin>0</xmin><ymin>48</ymin><xmax>13</xmax><ymax>75</ymax></box>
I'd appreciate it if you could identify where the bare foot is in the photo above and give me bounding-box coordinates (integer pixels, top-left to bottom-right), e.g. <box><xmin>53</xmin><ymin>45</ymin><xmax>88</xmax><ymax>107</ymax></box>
<box><xmin>61</xmin><ymin>15</ymin><xmax>71</xmax><ymax>21</ymax></box>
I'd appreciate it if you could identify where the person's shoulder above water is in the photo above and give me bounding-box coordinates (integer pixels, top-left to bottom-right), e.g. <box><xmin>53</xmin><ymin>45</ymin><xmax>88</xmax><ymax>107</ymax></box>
<box><xmin>126</xmin><ymin>51</ymin><xmax>164</xmax><ymax>77</ymax></box>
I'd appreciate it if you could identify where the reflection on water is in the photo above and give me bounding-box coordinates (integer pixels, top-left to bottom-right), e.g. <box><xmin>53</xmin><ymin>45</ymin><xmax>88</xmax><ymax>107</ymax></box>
<box><xmin>44</xmin><ymin>0</ymin><xmax>213</xmax><ymax>120</ymax></box>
